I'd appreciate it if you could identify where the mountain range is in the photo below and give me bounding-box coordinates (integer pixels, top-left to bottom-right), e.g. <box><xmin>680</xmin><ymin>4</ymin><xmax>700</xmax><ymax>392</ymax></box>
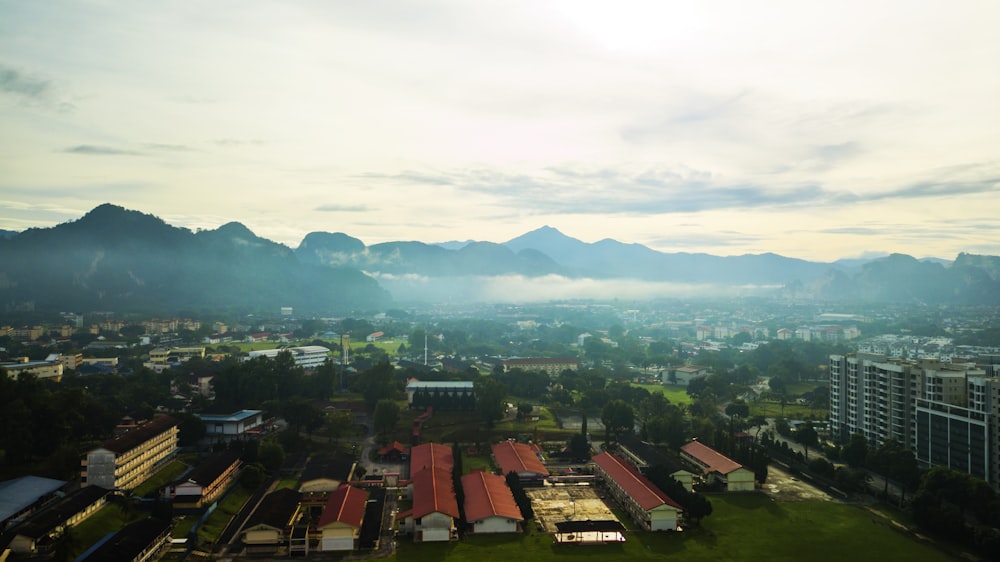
<box><xmin>1</xmin><ymin>203</ymin><xmax>999</xmax><ymax>315</ymax></box>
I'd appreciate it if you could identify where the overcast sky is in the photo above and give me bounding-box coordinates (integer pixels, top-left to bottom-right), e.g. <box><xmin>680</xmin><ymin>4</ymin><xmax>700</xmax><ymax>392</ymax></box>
<box><xmin>2</xmin><ymin>0</ymin><xmax>998</xmax><ymax>261</ymax></box>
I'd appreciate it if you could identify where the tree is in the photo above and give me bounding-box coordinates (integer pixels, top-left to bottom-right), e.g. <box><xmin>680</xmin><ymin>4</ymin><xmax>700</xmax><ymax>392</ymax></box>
<box><xmin>841</xmin><ymin>433</ymin><xmax>868</xmax><ymax>468</ymax></box>
<box><xmin>373</xmin><ymin>399</ymin><xmax>401</xmax><ymax>439</ymax></box>
<box><xmin>516</xmin><ymin>403</ymin><xmax>533</xmax><ymax>421</ymax></box>
<box><xmin>258</xmin><ymin>440</ymin><xmax>286</xmax><ymax>472</ymax></box>
<box><xmin>242</xmin><ymin>462</ymin><xmax>265</xmax><ymax>489</ymax></box>
<box><xmin>794</xmin><ymin>422</ymin><xmax>818</xmax><ymax>460</ymax></box>
<box><xmin>474</xmin><ymin>377</ymin><xmax>507</xmax><ymax>427</ymax></box>
<box><xmin>725</xmin><ymin>399</ymin><xmax>750</xmax><ymax>420</ymax></box>
<box><xmin>601</xmin><ymin>399</ymin><xmax>634</xmax><ymax>442</ymax></box>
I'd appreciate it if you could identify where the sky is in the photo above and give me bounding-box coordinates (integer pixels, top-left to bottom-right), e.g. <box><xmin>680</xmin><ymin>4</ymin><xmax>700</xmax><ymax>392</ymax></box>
<box><xmin>1</xmin><ymin>0</ymin><xmax>999</xmax><ymax>262</ymax></box>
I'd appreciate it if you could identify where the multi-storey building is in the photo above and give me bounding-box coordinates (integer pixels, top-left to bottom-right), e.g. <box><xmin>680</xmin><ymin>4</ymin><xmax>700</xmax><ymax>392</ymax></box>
<box><xmin>830</xmin><ymin>353</ymin><xmax>1000</xmax><ymax>490</ymax></box>
<box><xmin>81</xmin><ymin>416</ymin><xmax>179</xmax><ymax>491</ymax></box>
<box><xmin>247</xmin><ymin>345</ymin><xmax>330</xmax><ymax>369</ymax></box>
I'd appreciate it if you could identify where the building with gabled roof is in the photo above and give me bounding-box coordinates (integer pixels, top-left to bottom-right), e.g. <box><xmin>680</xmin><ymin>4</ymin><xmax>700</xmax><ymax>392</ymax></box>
<box><xmin>241</xmin><ymin>488</ymin><xmax>302</xmax><ymax>555</ymax></box>
<box><xmin>299</xmin><ymin>452</ymin><xmax>357</xmax><ymax>495</ymax></box>
<box><xmin>491</xmin><ymin>441</ymin><xmax>549</xmax><ymax>481</ymax></box>
<box><xmin>76</xmin><ymin>517</ymin><xmax>170</xmax><ymax>562</ymax></box>
<box><xmin>679</xmin><ymin>440</ymin><xmax>755</xmax><ymax>491</ymax></box>
<box><xmin>317</xmin><ymin>485</ymin><xmax>368</xmax><ymax>551</ymax></box>
<box><xmin>169</xmin><ymin>452</ymin><xmax>241</xmax><ymax>508</ymax></box>
<box><xmin>591</xmin><ymin>452</ymin><xmax>683</xmax><ymax>531</ymax></box>
<box><xmin>461</xmin><ymin>471</ymin><xmax>523</xmax><ymax>534</ymax></box>
<box><xmin>82</xmin><ymin>416</ymin><xmax>178</xmax><ymax>491</ymax></box>
<box><xmin>8</xmin><ymin>486</ymin><xmax>110</xmax><ymax>554</ymax></box>
<box><xmin>397</xmin><ymin>442</ymin><xmax>459</xmax><ymax>542</ymax></box>
<box><xmin>0</xmin><ymin>476</ymin><xmax>67</xmax><ymax>531</ymax></box>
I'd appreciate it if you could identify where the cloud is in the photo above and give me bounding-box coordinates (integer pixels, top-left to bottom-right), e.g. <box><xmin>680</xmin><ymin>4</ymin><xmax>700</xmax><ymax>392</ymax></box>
<box><xmin>315</xmin><ymin>204</ymin><xmax>372</xmax><ymax>212</ymax></box>
<box><xmin>144</xmin><ymin>143</ymin><xmax>197</xmax><ymax>152</ymax></box>
<box><xmin>62</xmin><ymin>145</ymin><xmax>142</xmax><ymax>156</ymax></box>
<box><xmin>212</xmin><ymin>138</ymin><xmax>264</xmax><ymax>147</ymax></box>
<box><xmin>0</xmin><ymin>64</ymin><xmax>75</xmax><ymax>111</ymax></box>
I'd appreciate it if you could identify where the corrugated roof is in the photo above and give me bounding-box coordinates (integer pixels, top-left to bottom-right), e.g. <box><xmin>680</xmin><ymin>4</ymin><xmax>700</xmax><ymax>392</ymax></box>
<box><xmin>185</xmin><ymin>451</ymin><xmax>240</xmax><ymax>487</ymax></box>
<box><xmin>680</xmin><ymin>440</ymin><xmax>744</xmax><ymax>475</ymax></box>
<box><xmin>461</xmin><ymin>471</ymin><xmax>522</xmax><ymax>523</ymax></box>
<box><xmin>244</xmin><ymin>488</ymin><xmax>301</xmax><ymax>530</ymax></box>
<box><xmin>409</xmin><ymin>443</ymin><xmax>453</xmax><ymax>475</ymax></box>
<box><xmin>411</xmin><ymin>466</ymin><xmax>459</xmax><ymax>519</ymax></box>
<box><xmin>0</xmin><ymin>476</ymin><xmax>66</xmax><ymax>524</ymax></box>
<box><xmin>491</xmin><ymin>441</ymin><xmax>549</xmax><ymax>477</ymax></box>
<box><xmin>591</xmin><ymin>452</ymin><xmax>682</xmax><ymax>511</ymax></box>
<box><xmin>11</xmin><ymin>486</ymin><xmax>110</xmax><ymax>539</ymax></box>
<box><xmin>317</xmin><ymin>485</ymin><xmax>367</xmax><ymax>529</ymax></box>
<box><xmin>97</xmin><ymin>416</ymin><xmax>177</xmax><ymax>455</ymax></box>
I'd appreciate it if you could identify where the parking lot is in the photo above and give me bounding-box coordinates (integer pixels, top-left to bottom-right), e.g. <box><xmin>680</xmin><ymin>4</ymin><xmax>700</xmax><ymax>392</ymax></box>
<box><xmin>526</xmin><ymin>484</ymin><xmax>621</xmax><ymax>533</ymax></box>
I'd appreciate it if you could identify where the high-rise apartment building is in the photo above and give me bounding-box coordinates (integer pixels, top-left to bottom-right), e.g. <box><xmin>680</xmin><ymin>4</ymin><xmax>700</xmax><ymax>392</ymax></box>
<box><xmin>829</xmin><ymin>353</ymin><xmax>999</xmax><ymax>490</ymax></box>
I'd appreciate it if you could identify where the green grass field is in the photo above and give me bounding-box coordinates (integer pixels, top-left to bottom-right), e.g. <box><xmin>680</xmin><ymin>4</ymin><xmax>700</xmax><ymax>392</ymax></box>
<box><xmin>196</xmin><ymin>486</ymin><xmax>252</xmax><ymax>545</ymax></box>
<box><xmin>396</xmin><ymin>494</ymin><xmax>956</xmax><ymax>562</ymax></box>
<box><xmin>132</xmin><ymin>459</ymin><xmax>188</xmax><ymax>498</ymax></box>
<box><xmin>749</xmin><ymin>400</ymin><xmax>828</xmax><ymax>421</ymax></box>
<box><xmin>631</xmin><ymin>383</ymin><xmax>694</xmax><ymax>405</ymax></box>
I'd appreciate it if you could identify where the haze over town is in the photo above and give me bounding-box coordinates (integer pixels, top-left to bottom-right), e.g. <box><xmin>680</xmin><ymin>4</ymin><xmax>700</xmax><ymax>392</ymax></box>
<box><xmin>3</xmin><ymin>1</ymin><xmax>1000</xmax><ymax>261</ymax></box>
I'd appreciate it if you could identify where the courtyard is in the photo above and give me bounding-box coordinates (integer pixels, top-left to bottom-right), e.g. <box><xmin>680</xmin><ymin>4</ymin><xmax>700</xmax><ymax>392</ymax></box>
<box><xmin>525</xmin><ymin>484</ymin><xmax>620</xmax><ymax>533</ymax></box>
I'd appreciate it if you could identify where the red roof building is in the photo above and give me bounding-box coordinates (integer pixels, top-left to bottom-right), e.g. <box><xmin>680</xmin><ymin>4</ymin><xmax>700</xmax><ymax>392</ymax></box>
<box><xmin>317</xmin><ymin>485</ymin><xmax>367</xmax><ymax>551</ymax></box>
<box><xmin>491</xmin><ymin>441</ymin><xmax>549</xmax><ymax>480</ymax></box>
<box><xmin>591</xmin><ymin>452</ymin><xmax>682</xmax><ymax>531</ymax></box>
<box><xmin>399</xmin><ymin>443</ymin><xmax>459</xmax><ymax>542</ymax></box>
<box><xmin>461</xmin><ymin>471</ymin><xmax>523</xmax><ymax>534</ymax></box>
<box><xmin>679</xmin><ymin>441</ymin><xmax>756</xmax><ymax>491</ymax></box>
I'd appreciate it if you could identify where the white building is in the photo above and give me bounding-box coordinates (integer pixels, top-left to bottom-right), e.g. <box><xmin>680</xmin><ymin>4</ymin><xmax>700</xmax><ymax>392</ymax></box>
<box><xmin>247</xmin><ymin>345</ymin><xmax>330</xmax><ymax>369</ymax></box>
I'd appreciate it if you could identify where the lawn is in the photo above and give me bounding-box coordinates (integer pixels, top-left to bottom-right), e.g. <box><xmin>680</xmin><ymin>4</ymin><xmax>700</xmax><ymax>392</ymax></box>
<box><xmin>396</xmin><ymin>494</ymin><xmax>957</xmax><ymax>562</ymax></box>
<box><xmin>132</xmin><ymin>459</ymin><xmax>189</xmax><ymax>498</ymax></box>
<box><xmin>750</xmin><ymin>400</ymin><xmax>828</xmax><ymax>421</ymax></box>
<box><xmin>70</xmin><ymin>502</ymin><xmax>141</xmax><ymax>557</ymax></box>
<box><xmin>196</xmin><ymin>486</ymin><xmax>253</xmax><ymax>545</ymax></box>
<box><xmin>631</xmin><ymin>383</ymin><xmax>693</xmax><ymax>405</ymax></box>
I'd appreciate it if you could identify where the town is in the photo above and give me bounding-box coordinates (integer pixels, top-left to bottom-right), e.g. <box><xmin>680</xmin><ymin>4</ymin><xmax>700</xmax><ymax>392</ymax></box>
<box><xmin>1</xmin><ymin>300</ymin><xmax>998</xmax><ymax>561</ymax></box>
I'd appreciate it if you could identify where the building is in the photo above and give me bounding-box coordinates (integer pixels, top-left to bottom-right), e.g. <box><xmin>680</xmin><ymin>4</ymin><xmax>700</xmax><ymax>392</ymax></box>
<box><xmin>0</xmin><ymin>477</ymin><xmax>68</xmax><ymax>531</ymax></box>
<box><xmin>317</xmin><ymin>485</ymin><xmax>367</xmax><ymax>551</ymax></box>
<box><xmin>663</xmin><ymin>365</ymin><xmax>707</xmax><ymax>386</ymax></box>
<box><xmin>147</xmin><ymin>347</ymin><xmax>205</xmax><ymax>364</ymax></box>
<box><xmin>830</xmin><ymin>353</ymin><xmax>1000</xmax><ymax>489</ymax></box>
<box><xmin>82</xmin><ymin>416</ymin><xmax>179</xmax><ymax>491</ymax></box>
<box><xmin>591</xmin><ymin>452</ymin><xmax>683</xmax><ymax>531</ymax></box>
<box><xmin>299</xmin><ymin>452</ymin><xmax>357</xmax><ymax>495</ymax></box>
<box><xmin>501</xmin><ymin>357</ymin><xmax>580</xmax><ymax>376</ymax></box>
<box><xmin>617</xmin><ymin>435</ymin><xmax>696</xmax><ymax>492</ymax></box>
<box><xmin>8</xmin><ymin>486</ymin><xmax>110</xmax><ymax>554</ymax></box>
<box><xmin>241</xmin><ymin>489</ymin><xmax>302</xmax><ymax>555</ymax></box>
<box><xmin>247</xmin><ymin>346</ymin><xmax>330</xmax><ymax>369</ymax></box>
<box><xmin>76</xmin><ymin>517</ymin><xmax>171</xmax><ymax>562</ymax></box>
<box><xmin>397</xmin><ymin>443</ymin><xmax>459</xmax><ymax>542</ymax></box>
<box><xmin>198</xmin><ymin>410</ymin><xmax>264</xmax><ymax>441</ymax></box>
<box><xmin>405</xmin><ymin>380</ymin><xmax>475</xmax><ymax>410</ymax></box>
<box><xmin>679</xmin><ymin>441</ymin><xmax>755</xmax><ymax>491</ymax></box>
<box><xmin>168</xmin><ymin>452</ymin><xmax>241</xmax><ymax>508</ymax></box>
<box><xmin>491</xmin><ymin>441</ymin><xmax>549</xmax><ymax>481</ymax></box>
<box><xmin>0</xmin><ymin>357</ymin><xmax>63</xmax><ymax>381</ymax></box>
<box><xmin>461</xmin><ymin>471</ymin><xmax>523</xmax><ymax>534</ymax></box>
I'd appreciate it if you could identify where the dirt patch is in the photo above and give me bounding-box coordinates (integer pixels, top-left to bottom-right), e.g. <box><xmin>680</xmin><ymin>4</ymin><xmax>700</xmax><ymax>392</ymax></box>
<box><xmin>762</xmin><ymin>465</ymin><xmax>832</xmax><ymax>502</ymax></box>
<box><xmin>526</xmin><ymin>484</ymin><xmax>620</xmax><ymax>533</ymax></box>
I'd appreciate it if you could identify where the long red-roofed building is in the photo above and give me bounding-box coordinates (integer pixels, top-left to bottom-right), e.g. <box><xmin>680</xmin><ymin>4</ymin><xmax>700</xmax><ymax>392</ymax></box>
<box><xmin>461</xmin><ymin>470</ymin><xmax>523</xmax><ymax>534</ymax></box>
<box><xmin>397</xmin><ymin>443</ymin><xmax>459</xmax><ymax>542</ymax></box>
<box><xmin>491</xmin><ymin>441</ymin><xmax>549</xmax><ymax>481</ymax></box>
<box><xmin>680</xmin><ymin>440</ymin><xmax>755</xmax><ymax>491</ymax></box>
<box><xmin>591</xmin><ymin>452</ymin><xmax>683</xmax><ymax>531</ymax></box>
<box><xmin>317</xmin><ymin>485</ymin><xmax>368</xmax><ymax>551</ymax></box>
